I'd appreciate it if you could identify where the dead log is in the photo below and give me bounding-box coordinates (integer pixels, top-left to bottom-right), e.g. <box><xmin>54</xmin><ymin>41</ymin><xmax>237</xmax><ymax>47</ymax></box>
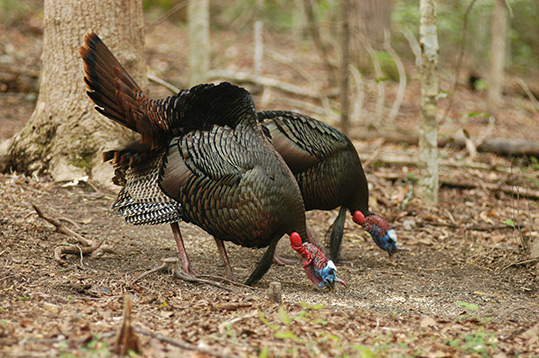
<box><xmin>440</xmin><ymin>177</ymin><xmax>539</xmax><ymax>200</ymax></box>
<box><xmin>352</xmin><ymin>130</ymin><xmax>539</xmax><ymax>157</ymax></box>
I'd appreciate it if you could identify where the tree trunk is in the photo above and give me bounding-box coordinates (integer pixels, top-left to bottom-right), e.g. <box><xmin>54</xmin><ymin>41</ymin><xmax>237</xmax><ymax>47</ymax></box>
<box><xmin>339</xmin><ymin>0</ymin><xmax>351</xmax><ymax>135</ymax></box>
<box><xmin>301</xmin><ymin>0</ymin><xmax>336</xmax><ymax>87</ymax></box>
<box><xmin>355</xmin><ymin>0</ymin><xmax>391</xmax><ymax>49</ymax></box>
<box><xmin>6</xmin><ymin>0</ymin><xmax>146</xmax><ymax>186</ymax></box>
<box><xmin>188</xmin><ymin>0</ymin><xmax>210</xmax><ymax>86</ymax></box>
<box><xmin>487</xmin><ymin>0</ymin><xmax>507</xmax><ymax>116</ymax></box>
<box><xmin>418</xmin><ymin>0</ymin><xmax>439</xmax><ymax>204</ymax></box>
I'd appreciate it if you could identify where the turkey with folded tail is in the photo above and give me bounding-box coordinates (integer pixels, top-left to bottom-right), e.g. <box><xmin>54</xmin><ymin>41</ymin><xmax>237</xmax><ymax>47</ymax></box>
<box><xmin>79</xmin><ymin>31</ymin><xmax>344</xmax><ymax>288</ymax></box>
<box><xmin>257</xmin><ymin>110</ymin><xmax>400</xmax><ymax>261</ymax></box>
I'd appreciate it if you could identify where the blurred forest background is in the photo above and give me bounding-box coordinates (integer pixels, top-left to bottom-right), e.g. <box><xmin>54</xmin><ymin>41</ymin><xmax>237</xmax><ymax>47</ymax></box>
<box><xmin>1</xmin><ymin>0</ymin><xmax>538</xmax><ymax>135</ymax></box>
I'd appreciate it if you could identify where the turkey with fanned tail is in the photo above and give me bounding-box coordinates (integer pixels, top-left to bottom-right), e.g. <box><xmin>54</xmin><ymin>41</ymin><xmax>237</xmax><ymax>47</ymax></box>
<box><xmin>79</xmin><ymin>31</ymin><xmax>345</xmax><ymax>288</ymax></box>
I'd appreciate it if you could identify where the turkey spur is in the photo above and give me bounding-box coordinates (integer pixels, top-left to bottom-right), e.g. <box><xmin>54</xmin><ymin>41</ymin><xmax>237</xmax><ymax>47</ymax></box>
<box><xmin>79</xmin><ymin>31</ymin><xmax>345</xmax><ymax>288</ymax></box>
<box><xmin>258</xmin><ymin>110</ymin><xmax>401</xmax><ymax>261</ymax></box>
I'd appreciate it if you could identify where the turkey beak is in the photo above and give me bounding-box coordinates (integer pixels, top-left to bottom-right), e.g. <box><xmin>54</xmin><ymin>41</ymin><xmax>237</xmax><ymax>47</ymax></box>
<box><xmin>325</xmin><ymin>276</ymin><xmax>347</xmax><ymax>291</ymax></box>
<box><xmin>388</xmin><ymin>245</ymin><xmax>406</xmax><ymax>258</ymax></box>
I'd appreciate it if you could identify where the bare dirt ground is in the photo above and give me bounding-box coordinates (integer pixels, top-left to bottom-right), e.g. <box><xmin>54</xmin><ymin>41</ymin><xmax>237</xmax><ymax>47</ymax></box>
<box><xmin>1</xmin><ymin>11</ymin><xmax>539</xmax><ymax>358</ymax></box>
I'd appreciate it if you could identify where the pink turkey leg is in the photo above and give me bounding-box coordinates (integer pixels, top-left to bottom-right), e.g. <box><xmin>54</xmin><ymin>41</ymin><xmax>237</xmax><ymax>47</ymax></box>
<box><xmin>171</xmin><ymin>222</ymin><xmax>198</xmax><ymax>275</ymax></box>
<box><xmin>213</xmin><ymin>238</ymin><xmax>235</xmax><ymax>280</ymax></box>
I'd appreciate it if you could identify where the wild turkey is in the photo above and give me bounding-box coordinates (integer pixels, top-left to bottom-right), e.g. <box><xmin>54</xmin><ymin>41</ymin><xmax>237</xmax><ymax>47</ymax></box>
<box><xmin>79</xmin><ymin>31</ymin><xmax>343</xmax><ymax>288</ymax></box>
<box><xmin>257</xmin><ymin>110</ymin><xmax>399</xmax><ymax>261</ymax></box>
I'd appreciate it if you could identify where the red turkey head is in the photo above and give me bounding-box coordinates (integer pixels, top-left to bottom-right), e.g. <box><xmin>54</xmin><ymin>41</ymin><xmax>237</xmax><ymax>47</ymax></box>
<box><xmin>290</xmin><ymin>232</ymin><xmax>347</xmax><ymax>290</ymax></box>
<box><xmin>353</xmin><ymin>211</ymin><xmax>401</xmax><ymax>256</ymax></box>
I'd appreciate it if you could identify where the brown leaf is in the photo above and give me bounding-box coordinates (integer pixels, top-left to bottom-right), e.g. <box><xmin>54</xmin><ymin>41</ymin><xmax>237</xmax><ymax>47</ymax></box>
<box><xmin>420</xmin><ymin>316</ymin><xmax>437</xmax><ymax>328</ymax></box>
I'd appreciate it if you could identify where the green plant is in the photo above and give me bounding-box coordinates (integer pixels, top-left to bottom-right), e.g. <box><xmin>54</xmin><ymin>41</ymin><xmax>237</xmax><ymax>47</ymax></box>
<box><xmin>448</xmin><ymin>329</ymin><xmax>497</xmax><ymax>358</ymax></box>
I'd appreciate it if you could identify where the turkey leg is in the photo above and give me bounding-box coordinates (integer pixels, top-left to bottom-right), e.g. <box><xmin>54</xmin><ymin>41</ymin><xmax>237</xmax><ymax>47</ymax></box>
<box><xmin>245</xmin><ymin>235</ymin><xmax>280</xmax><ymax>286</ymax></box>
<box><xmin>213</xmin><ymin>238</ymin><xmax>235</xmax><ymax>280</ymax></box>
<box><xmin>170</xmin><ymin>222</ymin><xmax>198</xmax><ymax>275</ymax></box>
<box><xmin>329</xmin><ymin>206</ymin><xmax>347</xmax><ymax>261</ymax></box>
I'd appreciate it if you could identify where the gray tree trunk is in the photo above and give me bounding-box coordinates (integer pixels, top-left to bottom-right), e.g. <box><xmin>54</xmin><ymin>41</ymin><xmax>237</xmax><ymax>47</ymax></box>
<box><xmin>6</xmin><ymin>0</ymin><xmax>146</xmax><ymax>187</ymax></box>
<box><xmin>339</xmin><ymin>0</ymin><xmax>351</xmax><ymax>135</ymax></box>
<box><xmin>418</xmin><ymin>0</ymin><xmax>439</xmax><ymax>204</ymax></box>
<box><xmin>188</xmin><ymin>0</ymin><xmax>210</xmax><ymax>86</ymax></box>
<box><xmin>355</xmin><ymin>0</ymin><xmax>391</xmax><ymax>49</ymax></box>
<box><xmin>487</xmin><ymin>0</ymin><xmax>507</xmax><ymax>116</ymax></box>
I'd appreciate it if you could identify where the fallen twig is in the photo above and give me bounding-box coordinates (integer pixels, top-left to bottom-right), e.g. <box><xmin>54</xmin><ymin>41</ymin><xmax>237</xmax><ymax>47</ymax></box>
<box><xmin>132</xmin><ymin>262</ymin><xmax>167</xmax><ymax>283</ymax></box>
<box><xmin>32</xmin><ymin>204</ymin><xmax>92</xmax><ymax>246</ymax></box>
<box><xmin>134</xmin><ymin>327</ymin><xmax>237</xmax><ymax>358</ymax></box>
<box><xmin>440</xmin><ymin>177</ymin><xmax>539</xmax><ymax>200</ymax></box>
<box><xmin>502</xmin><ymin>258</ymin><xmax>539</xmax><ymax>271</ymax></box>
<box><xmin>53</xmin><ymin>240</ymin><xmax>115</xmax><ymax>266</ymax></box>
<box><xmin>211</xmin><ymin>302</ymin><xmax>253</xmax><ymax>311</ymax></box>
<box><xmin>425</xmin><ymin>221</ymin><xmax>514</xmax><ymax>231</ymax></box>
<box><xmin>33</xmin><ymin>204</ymin><xmax>116</xmax><ymax>264</ymax></box>
<box><xmin>218</xmin><ymin>311</ymin><xmax>258</xmax><ymax>333</ymax></box>
<box><xmin>147</xmin><ymin>73</ymin><xmax>181</xmax><ymax>94</ymax></box>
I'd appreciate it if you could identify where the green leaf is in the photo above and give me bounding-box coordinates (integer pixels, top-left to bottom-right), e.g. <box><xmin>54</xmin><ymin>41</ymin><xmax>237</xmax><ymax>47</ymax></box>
<box><xmin>503</xmin><ymin>219</ymin><xmax>515</xmax><ymax>227</ymax></box>
<box><xmin>278</xmin><ymin>306</ymin><xmax>291</xmax><ymax>325</ymax></box>
<box><xmin>258</xmin><ymin>310</ymin><xmax>278</xmax><ymax>330</ymax></box>
<box><xmin>351</xmin><ymin>344</ymin><xmax>379</xmax><ymax>358</ymax></box>
<box><xmin>259</xmin><ymin>346</ymin><xmax>269</xmax><ymax>358</ymax></box>
<box><xmin>311</xmin><ymin>318</ymin><xmax>328</xmax><ymax>325</ymax></box>
<box><xmin>300</xmin><ymin>302</ymin><xmax>324</xmax><ymax>310</ymax></box>
<box><xmin>457</xmin><ymin>301</ymin><xmax>479</xmax><ymax>311</ymax></box>
<box><xmin>274</xmin><ymin>329</ymin><xmax>304</xmax><ymax>344</ymax></box>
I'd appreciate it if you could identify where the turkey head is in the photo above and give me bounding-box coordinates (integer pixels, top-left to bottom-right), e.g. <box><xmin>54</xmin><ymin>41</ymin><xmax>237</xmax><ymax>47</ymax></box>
<box><xmin>290</xmin><ymin>232</ymin><xmax>346</xmax><ymax>290</ymax></box>
<box><xmin>353</xmin><ymin>211</ymin><xmax>401</xmax><ymax>256</ymax></box>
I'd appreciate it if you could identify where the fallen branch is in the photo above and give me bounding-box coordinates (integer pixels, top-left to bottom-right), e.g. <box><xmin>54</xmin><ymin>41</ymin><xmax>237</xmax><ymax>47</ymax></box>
<box><xmin>134</xmin><ymin>327</ymin><xmax>237</xmax><ymax>358</ymax></box>
<box><xmin>147</xmin><ymin>73</ymin><xmax>181</xmax><ymax>94</ymax></box>
<box><xmin>353</xmin><ymin>130</ymin><xmax>539</xmax><ymax>157</ymax></box>
<box><xmin>211</xmin><ymin>302</ymin><xmax>253</xmax><ymax>311</ymax></box>
<box><xmin>33</xmin><ymin>204</ymin><xmax>115</xmax><ymax>264</ymax></box>
<box><xmin>425</xmin><ymin>221</ymin><xmax>514</xmax><ymax>231</ymax></box>
<box><xmin>440</xmin><ymin>177</ymin><xmax>539</xmax><ymax>200</ymax></box>
<box><xmin>218</xmin><ymin>311</ymin><xmax>258</xmax><ymax>333</ymax></box>
<box><xmin>502</xmin><ymin>258</ymin><xmax>539</xmax><ymax>271</ymax></box>
<box><xmin>32</xmin><ymin>204</ymin><xmax>93</xmax><ymax>246</ymax></box>
<box><xmin>208</xmin><ymin>70</ymin><xmax>339</xmax><ymax>99</ymax></box>
<box><xmin>516</xmin><ymin>78</ymin><xmax>539</xmax><ymax>112</ymax></box>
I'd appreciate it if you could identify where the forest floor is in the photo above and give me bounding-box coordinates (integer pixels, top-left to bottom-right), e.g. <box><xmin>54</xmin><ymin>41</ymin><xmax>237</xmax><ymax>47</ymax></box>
<box><xmin>1</xmin><ymin>9</ymin><xmax>539</xmax><ymax>358</ymax></box>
